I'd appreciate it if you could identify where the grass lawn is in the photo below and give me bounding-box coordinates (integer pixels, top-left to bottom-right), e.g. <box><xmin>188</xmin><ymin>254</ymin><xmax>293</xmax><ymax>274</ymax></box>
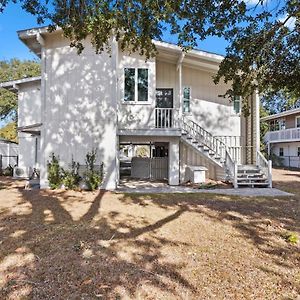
<box><xmin>0</xmin><ymin>169</ymin><xmax>299</xmax><ymax>299</ymax></box>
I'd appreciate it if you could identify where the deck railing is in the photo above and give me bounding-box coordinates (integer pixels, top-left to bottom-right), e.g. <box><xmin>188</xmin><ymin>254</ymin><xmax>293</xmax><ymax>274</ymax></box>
<box><xmin>155</xmin><ymin>108</ymin><xmax>176</xmax><ymax>128</ymax></box>
<box><xmin>265</xmin><ymin>127</ymin><xmax>300</xmax><ymax>142</ymax></box>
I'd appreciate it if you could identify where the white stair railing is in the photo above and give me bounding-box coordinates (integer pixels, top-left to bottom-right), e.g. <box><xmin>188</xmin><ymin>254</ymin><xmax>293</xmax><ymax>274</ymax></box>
<box><xmin>256</xmin><ymin>151</ymin><xmax>272</xmax><ymax>188</ymax></box>
<box><xmin>182</xmin><ymin>118</ymin><xmax>237</xmax><ymax>185</ymax></box>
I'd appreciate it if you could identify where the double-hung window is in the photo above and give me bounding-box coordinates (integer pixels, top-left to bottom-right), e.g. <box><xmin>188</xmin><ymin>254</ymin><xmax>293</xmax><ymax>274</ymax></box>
<box><xmin>298</xmin><ymin>147</ymin><xmax>300</xmax><ymax>157</ymax></box>
<box><xmin>233</xmin><ymin>96</ymin><xmax>241</xmax><ymax>114</ymax></box>
<box><xmin>124</xmin><ymin>68</ymin><xmax>148</xmax><ymax>102</ymax></box>
<box><xmin>183</xmin><ymin>87</ymin><xmax>191</xmax><ymax>113</ymax></box>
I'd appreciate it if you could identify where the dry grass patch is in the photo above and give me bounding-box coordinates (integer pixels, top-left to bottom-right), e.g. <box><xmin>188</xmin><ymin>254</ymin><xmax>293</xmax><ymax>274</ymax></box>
<box><xmin>0</xmin><ymin>173</ymin><xmax>299</xmax><ymax>299</ymax></box>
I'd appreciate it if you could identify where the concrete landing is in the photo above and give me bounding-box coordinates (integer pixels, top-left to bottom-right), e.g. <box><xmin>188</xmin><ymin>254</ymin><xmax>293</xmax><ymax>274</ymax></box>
<box><xmin>116</xmin><ymin>186</ymin><xmax>293</xmax><ymax>197</ymax></box>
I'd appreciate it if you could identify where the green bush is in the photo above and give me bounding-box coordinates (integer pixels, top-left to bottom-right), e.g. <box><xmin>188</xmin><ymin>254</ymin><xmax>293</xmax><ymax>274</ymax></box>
<box><xmin>62</xmin><ymin>157</ymin><xmax>81</xmax><ymax>189</ymax></box>
<box><xmin>84</xmin><ymin>149</ymin><xmax>103</xmax><ymax>191</ymax></box>
<box><xmin>47</xmin><ymin>153</ymin><xmax>62</xmax><ymax>189</ymax></box>
<box><xmin>2</xmin><ymin>166</ymin><xmax>13</xmax><ymax>176</ymax></box>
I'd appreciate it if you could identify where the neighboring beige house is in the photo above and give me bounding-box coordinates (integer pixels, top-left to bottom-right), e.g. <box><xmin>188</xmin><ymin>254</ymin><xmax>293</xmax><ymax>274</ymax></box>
<box><xmin>0</xmin><ymin>26</ymin><xmax>272</xmax><ymax>189</ymax></box>
<box><xmin>261</xmin><ymin>107</ymin><xmax>300</xmax><ymax>168</ymax></box>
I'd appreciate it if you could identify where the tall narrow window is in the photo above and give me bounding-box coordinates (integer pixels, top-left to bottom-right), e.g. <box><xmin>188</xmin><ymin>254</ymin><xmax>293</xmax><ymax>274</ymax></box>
<box><xmin>124</xmin><ymin>68</ymin><xmax>135</xmax><ymax>101</ymax></box>
<box><xmin>138</xmin><ymin>68</ymin><xmax>148</xmax><ymax>101</ymax></box>
<box><xmin>279</xmin><ymin>147</ymin><xmax>284</xmax><ymax>157</ymax></box>
<box><xmin>183</xmin><ymin>87</ymin><xmax>191</xmax><ymax>113</ymax></box>
<box><xmin>296</xmin><ymin>116</ymin><xmax>300</xmax><ymax>128</ymax></box>
<box><xmin>233</xmin><ymin>96</ymin><xmax>241</xmax><ymax>114</ymax></box>
<box><xmin>298</xmin><ymin>147</ymin><xmax>300</xmax><ymax>157</ymax></box>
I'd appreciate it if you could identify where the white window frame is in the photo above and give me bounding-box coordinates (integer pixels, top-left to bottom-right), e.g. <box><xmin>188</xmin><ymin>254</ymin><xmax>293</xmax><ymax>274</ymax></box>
<box><xmin>183</xmin><ymin>86</ymin><xmax>191</xmax><ymax>114</ymax></box>
<box><xmin>295</xmin><ymin>116</ymin><xmax>300</xmax><ymax>128</ymax></box>
<box><xmin>122</xmin><ymin>67</ymin><xmax>149</xmax><ymax>104</ymax></box>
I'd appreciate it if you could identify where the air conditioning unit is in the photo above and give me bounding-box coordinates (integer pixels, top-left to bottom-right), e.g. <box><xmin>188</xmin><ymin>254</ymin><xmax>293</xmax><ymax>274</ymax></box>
<box><xmin>13</xmin><ymin>167</ymin><xmax>32</xmax><ymax>179</ymax></box>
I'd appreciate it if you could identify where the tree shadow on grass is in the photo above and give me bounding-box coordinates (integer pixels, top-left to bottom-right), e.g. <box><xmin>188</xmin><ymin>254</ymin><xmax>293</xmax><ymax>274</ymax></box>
<box><xmin>118</xmin><ymin>192</ymin><xmax>300</xmax><ymax>294</ymax></box>
<box><xmin>0</xmin><ymin>186</ymin><xmax>194</xmax><ymax>299</ymax></box>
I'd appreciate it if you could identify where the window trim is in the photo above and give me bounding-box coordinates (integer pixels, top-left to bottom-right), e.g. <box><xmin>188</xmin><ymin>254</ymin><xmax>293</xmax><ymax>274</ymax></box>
<box><xmin>122</xmin><ymin>67</ymin><xmax>150</xmax><ymax>104</ymax></box>
<box><xmin>182</xmin><ymin>86</ymin><xmax>191</xmax><ymax>114</ymax></box>
<box><xmin>295</xmin><ymin>116</ymin><xmax>300</xmax><ymax>128</ymax></box>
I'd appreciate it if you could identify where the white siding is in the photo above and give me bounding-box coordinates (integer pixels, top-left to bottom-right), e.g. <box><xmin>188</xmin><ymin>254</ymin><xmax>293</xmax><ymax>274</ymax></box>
<box><xmin>40</xmin><ymin>33</ymin><xmax>118</xmax><ymax>189</ymax></box>
<box><xmin>118</xmin><ymin>49</ymin><xmax>156</xmax><ymax>129</ymax></box>
<box><xmin>18</xmin><ymin>133</ymin><xmax>38</xmax><ymax>168</ymax></box>
<box><xmin>182</xmin><ymin>66</ymin><xmax>241</xmax><ymax>137</ymax></box>
<box><xmin>18</xmin><ymin>81</ymin><xmax>41</xmax><ymax>128</ymax></box>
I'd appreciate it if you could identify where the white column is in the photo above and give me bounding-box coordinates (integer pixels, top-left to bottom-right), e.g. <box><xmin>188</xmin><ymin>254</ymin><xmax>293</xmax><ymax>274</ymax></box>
<box><xmin>39</xmin><ymin>45</ymin><xmax>49</xmax><ymax>188</ymax></box>
<box><xmin>255</xmin><ymin>90</ymin><xmax>260</xmax><ymax>153</ymax></box>
<box><xmin>168</xmin><ymin>138</ymin><xmax>180</xmax><ymax>185</ymax></box>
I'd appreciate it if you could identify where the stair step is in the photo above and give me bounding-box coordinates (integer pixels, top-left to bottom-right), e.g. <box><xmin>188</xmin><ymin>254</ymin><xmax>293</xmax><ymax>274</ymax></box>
<box><xmin>237</xmin><ymin>182</ymin><xmax>269</xmax><ymax>186</ymax></box>
<box><xmin>237</xmin><ymin>178</ymin><xmax>268</xmax><ymax>182</ymax></box>
<box><xmin>237</xmin><ymin>173</ymin><xmax>264</xmax><ymax>178</ymax></box>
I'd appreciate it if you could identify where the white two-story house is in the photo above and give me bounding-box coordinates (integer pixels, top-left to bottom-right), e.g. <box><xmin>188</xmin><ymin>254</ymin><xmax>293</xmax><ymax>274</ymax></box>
<box><xmin>261</xmin><ymin>107</ymin><xmax>300</xmax><ymax>168</ymax></box>
<box><xmin>0</xmin><ymin>26</ymin><xmax>272</xmax><ymax>189</ymax></box>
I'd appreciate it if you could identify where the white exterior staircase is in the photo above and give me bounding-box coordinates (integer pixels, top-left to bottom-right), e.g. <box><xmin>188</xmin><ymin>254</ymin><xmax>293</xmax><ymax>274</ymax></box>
<box><xmin>181</xmin><ymin>118</ymin><xmax>272</xmax><ymax>188</ymax></box>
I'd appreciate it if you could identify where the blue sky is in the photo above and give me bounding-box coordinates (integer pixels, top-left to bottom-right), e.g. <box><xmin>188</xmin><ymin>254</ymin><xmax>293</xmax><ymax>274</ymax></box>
<box><xmin>0</xmin><ymin>2</ymin><xmax>230</xmax><ymax>61</ymax></box>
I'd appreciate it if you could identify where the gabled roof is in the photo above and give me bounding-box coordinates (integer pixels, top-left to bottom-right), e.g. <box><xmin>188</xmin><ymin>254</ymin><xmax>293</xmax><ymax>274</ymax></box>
<box><xmin>17</xmin><ymin>26</ymin><xmax>224</xmax><ymax>66</ymax></box>
<box><xmin>0</xmin><ymin>76</ymin><xmax>41</xmax><ymax>92</ymax></box>
<box><xmin>260</xmin><ymin>107</ymin><xmax>300</xmax><ymax>122</ymax></box>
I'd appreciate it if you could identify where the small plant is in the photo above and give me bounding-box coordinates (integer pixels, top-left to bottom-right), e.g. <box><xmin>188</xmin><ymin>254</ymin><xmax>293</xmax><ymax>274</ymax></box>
<box><xmin>2</xmin><ymin>165</ymin><xmax>13</xmax><ymax>176</ymax></box>
<box><xmin>47</xmin><ymin>153</ymin><xmax>62</xmax><ymax>189</ymax></box>
<box><xmin>282</xmin><ymin>231</ymin><xmax>298</xmax><ymax>245</ymax></box>
<box><xmin>62</xmin><ymin>157</ymin><xmax>81</xmax><ymax>189</ymax></box>
<box><xmin>84</xmin><ymin>149</ymin><xmax>103</xmax><ymax>191</ymax></box>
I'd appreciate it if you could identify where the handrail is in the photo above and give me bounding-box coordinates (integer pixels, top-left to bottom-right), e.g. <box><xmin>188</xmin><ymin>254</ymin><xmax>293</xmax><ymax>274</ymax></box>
<box><xmin>257</xmin><ymin>150</ymin><xmax>272</xmax><ymax>188</ymax></box>
<box><xmin>182</xmin><ymin>117</ymin><xmax>237</xmax><ymax>187</ymax></box>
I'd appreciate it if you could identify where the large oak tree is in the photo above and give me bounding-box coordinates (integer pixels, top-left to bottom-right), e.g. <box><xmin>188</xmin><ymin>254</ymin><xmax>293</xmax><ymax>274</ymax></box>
<box><xmin>0</xmin><ymin>0</ymin><xmax>299</xmax><ymax>109</ymax></box>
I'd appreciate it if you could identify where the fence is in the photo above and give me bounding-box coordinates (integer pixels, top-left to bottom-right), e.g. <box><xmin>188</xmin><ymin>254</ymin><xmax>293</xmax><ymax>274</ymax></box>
<box><xmin>277</xmin><ymin>156</ymin><xmax>300</xmax><ymax>169</ymax></box>
<box><xmin>0</xmin><ymin>155</ymin><xmax>19</xmax><ymax>174</ymax></box>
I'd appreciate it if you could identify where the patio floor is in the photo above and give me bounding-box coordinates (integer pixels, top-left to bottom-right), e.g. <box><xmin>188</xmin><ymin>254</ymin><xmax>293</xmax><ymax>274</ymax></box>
<box><xmin>117</xmin><ymin>178</ymin><xmax>293</xmax><ymax>197</ymax></box>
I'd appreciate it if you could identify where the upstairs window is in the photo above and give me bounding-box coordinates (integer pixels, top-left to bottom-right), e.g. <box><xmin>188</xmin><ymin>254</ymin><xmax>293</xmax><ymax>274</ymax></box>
<box><xmin>233</xmin><ymin>96</ymin><xmax>241</xmax><ymax>114</ymax></box>
<box><xmin>269</xmin><ymin>118</ymin><xmax>286</xmax><ymax>131</ymax></box>
<box><xmin>296</xmin><ymin>116</ymin><xmax>300</xmax><ymax>128</ymax></box>
<box><xmin>298</xmin><ymin>147</ymin><xmax>300</xmax><ymax>157</ymax></box>
<box><xmin>124</xmin><ymin>68</ymin><xmax>148</xmax><ymax>102</ymax></box>
<box><xmin>183</xmin><ymin>87</ymin><xmax>191</xmax><ymax>113</ymax></box>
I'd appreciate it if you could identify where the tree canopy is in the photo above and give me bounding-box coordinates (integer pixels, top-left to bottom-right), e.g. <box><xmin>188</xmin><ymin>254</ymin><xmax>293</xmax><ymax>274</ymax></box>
<box><xmin>0</xmin><ymin>0</ymin><xmax>299</xmax><ymax>107</ymax></box>
<box><xmin>0</xmin><ymin>59</ymin><xmax>40</xmax><ymax>121</ymax></box>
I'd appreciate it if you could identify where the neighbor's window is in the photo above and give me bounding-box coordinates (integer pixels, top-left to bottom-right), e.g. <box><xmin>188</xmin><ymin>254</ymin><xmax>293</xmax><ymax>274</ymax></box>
<box><xmin>233</xmin><ymin>96</ymin><xmax>241</xmax><ymax>114</ymax></box>
<box><xmin>279</xmin><ymin>147</ymin><xmax>284</xmax><ymax>157</ymax></box>
<box><xmin>270</xmin><ymin>118</ymin><xmax>286</xmax><ymax>131</ymax></box>
<box><xmin>296</xmin><ymin>116</ymin><xmax>300</xmax><ymax>128</ymax></box>
<box><xmin>183</xmin><ymin>87</ymin><xmax>191</xmax><ymax>113</ymax></box>
<box><xmin>298</xmin><ymin>147</ymin><xmax>300</xmax><ymax>157</ymax></box>
<box><xmin>124</xmin><ymin>68</ymin><xmax>148</xmax><ymax>102</ymax></box>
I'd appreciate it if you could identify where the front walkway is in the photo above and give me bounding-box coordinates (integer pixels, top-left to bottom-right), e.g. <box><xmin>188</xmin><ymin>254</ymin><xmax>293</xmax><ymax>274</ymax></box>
<box><xmin>117</xmin><ymin>179</ymin><xmax>292</xmax><ymax>197</ymax></box>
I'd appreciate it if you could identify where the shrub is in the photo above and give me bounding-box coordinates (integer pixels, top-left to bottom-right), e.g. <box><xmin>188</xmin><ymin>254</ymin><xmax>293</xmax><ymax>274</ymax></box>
<box><xmin>84</xmin><ymin>149</ymin><xmax>103</xmax><ymax>191</ymax></box>
<box><xmin>62</xmin><ymin>157</ymin><xmax>81</xmax><ymax>189</ymax></box>
<box><xmin>2</xmin><ymin>166</ymin><xmax>13</xmax><ymax>176</ymax></box>
<box><xmin>47</xmin><ymin>153</ymin><xmax>62</xmax><ymax>189</ymax></box>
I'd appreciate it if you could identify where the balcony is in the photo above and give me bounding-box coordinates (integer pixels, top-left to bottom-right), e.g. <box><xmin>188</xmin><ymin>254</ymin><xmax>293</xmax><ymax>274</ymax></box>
<box><xmin>118</xmin><ymin>108</ymin><xmax>181</xmax><ymax>137</ymax></box>
<box><xmin>265</xmin><ymin>127</ymin><xmax>300</xmax><ymax>143</ymax></box>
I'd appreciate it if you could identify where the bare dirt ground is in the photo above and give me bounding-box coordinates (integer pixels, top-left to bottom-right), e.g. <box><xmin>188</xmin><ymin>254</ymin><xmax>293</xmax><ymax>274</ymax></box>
<box><xmin>0</xmin><ymin>169</ymin><xmax>299</xmax><ymax>299</ymax></box>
